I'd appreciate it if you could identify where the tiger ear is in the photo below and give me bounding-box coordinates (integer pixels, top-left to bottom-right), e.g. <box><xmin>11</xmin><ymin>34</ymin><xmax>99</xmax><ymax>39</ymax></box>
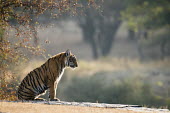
<box><xmin>65</xmin><ymin>49</ymin><xmax>71</xmax><ymax>57</ymax></box>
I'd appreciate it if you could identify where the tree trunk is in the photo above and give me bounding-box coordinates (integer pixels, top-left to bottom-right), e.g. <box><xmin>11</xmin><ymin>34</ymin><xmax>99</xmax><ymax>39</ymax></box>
<box><xmin>78</xmin><ymin>10</ymin><xmax>99</xmax><ymax>59</ymax></box>
<box><xmin>100</xmin><ymin>20</ymin><xmax>121</xmax><ymax>56</ymax></box>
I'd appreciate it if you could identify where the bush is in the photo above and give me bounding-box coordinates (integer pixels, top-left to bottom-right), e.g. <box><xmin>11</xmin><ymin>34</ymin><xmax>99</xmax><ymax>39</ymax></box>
<box><xmin>0</xmin><ymin>74</ymin><xmax>19</xmax><ymax>101</ymax></box>
<box><xmin>59</xmin><ymin>72</ymin><xmax>169</xmax><ymax>108</ymax></box>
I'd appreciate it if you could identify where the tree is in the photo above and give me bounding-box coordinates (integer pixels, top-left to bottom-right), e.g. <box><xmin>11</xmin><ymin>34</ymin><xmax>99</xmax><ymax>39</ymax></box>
<box><xmin>122</xmin><ymin>0</ymin><xmax>170</xmax><ymax>59</ymax></box>
<box><xmin>0</xmin><ymin>0</ymin><xmax>80</xmax><ymax>69</ymax></box>
<box><xmin>78</xmin><ymin>0</ymin><xmax>126</xmax><ymax>59</ymax></box>
<box><xmin>0</xmin><ymin>0</ymin><xmax>92</xmax><ymax>100</ymax></box>
<box><xmin>122</xmin><ymin>0</ymin><xmax>170</xmax><ymax>30</ymax></box>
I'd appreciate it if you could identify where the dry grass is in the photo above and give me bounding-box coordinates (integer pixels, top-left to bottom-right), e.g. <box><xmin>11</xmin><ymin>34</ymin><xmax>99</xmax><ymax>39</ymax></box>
<box><xmin>0</xmin><ymin>102</ymin><xmax>162</xmax><ymax>113</ymax></box>
<box><xmin>2</xmin><ymin>57</ymin><xmax>170</xmax><ymax>101</ymax></box>
<box><xmin>66</xmin><ymin>57</ymin><xmax>170</xmax><ymax>77</ymax></box>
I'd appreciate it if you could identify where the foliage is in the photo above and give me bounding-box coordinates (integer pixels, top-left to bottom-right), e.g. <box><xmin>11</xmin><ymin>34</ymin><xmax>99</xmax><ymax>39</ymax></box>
<box><xmin>60</xmin><ymin>73</ymin><xmax>169</xmax><ymax>108</ymax></box>
<box><xmin>121</xmin><ymin>0</ymin><xmax>170</xmax><ymax>59</ymax></box>
<box><xmin>122</xmin><ymin>0</ymin><xmax>170</xmax><ymax>31</ymax></box>
<box><xmin>0</xmin><ymin>0</ymin><xmax>81</xmax><ymax>24</ymax></box>
<box><xmin>0</xmin><ymin>74</ymin><xmax>19</xmax><ymax>100</ymax></box>
<box><xmin>0</xmin><ymin>0</ymin><xmax>95</xmax><ymax>100</ymax></box>
<box><xmin>0</xmin><ymin>25</ymin><xmax>44</xmax><ymax>100</ymax></box>
<box><xmin>56</xmin><ymin>58</ymin><xmax>170</xmax><ymax>109</ymax></box>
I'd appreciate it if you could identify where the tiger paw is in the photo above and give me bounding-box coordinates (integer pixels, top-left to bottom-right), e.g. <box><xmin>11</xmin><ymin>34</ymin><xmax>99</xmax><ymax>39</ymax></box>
<box><xmin>35</xmin><ymin>98</ymin><xmax>46</xmax><ymax>101</ymax></box>
<box><xmin>50</xmin><ymin>98</ymin><xmax>60</xmax><ymax>101</ymax></box>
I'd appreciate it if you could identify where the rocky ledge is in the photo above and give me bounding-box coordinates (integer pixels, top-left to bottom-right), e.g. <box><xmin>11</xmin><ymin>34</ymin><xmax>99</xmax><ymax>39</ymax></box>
<box><xmin>2</xmin><ymin>101</ymin><xmax>169</xmax><ymax>113</ymax></box>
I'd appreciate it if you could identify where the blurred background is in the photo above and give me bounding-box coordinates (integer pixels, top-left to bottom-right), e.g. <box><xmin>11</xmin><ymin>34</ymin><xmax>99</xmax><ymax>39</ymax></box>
<box><xmin>0</xmin><ymin>0</ymin><xmax>170</xmax><ymax>109</ymax></box>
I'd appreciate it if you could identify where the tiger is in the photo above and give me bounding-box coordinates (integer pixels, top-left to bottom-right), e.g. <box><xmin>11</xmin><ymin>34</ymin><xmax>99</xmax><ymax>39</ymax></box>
<box><xmin>17</xmin><ymin>49</ymin><xmax>78</xmax><ymax>101</ymax></box>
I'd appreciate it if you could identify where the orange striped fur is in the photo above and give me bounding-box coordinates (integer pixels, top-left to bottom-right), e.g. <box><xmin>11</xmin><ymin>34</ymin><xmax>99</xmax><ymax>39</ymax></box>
<box><xmin>17</xmin><ymin>50</ymin><xmax>78</xmax><ymax>101</ymax></box>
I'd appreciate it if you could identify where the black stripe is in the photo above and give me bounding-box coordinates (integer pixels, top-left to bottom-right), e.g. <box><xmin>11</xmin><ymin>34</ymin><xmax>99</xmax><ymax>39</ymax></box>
<box><xmin>48</xmin><ymin>68</ymin><xmax>53</xmax><ymax>79</ymax></box>
<box><xmin>24</xmin><ymin>87</ymin><xmax>35</xmax><ymax>94</ymax></box>
<box><xmin>25</xmin><ymin>76</ymin><xmax>31</xmax><ymax>86</ymax></box>
<box><xmin>18</xmin><ymin>91</ymin><xmax>34</xmax><ymax>98</ymax></box>
<box><xmin>37</xmin><ymin>68</ymin><xmax>43</xmax><ymax>76</ymax></box>
<box><xmin>17</xmin><ymin>92</ymin><xmax>23</xmax><ymax>99</ymax></box>
<box><xmin>48</xmin><ymin>59</ymin><xmax>55</xmax><ymax>80</ymax></box>
<box><xmin>44</xmin><ymin>85</ymin><xmax>48</xmax><ymax>90</ymax></box>
<box><xmin>23</xmin><ymin>77</ymin><xmax>28</xmax><ymax>86</ymax></box>
<box><xmin>51</xmin><ymin>59</ymin><xmax>55</xmax><ymax>80</ymax></box>
<box><xmin>20</xmin><ymin>90</ymin><xmax>34</xmax><ymax>96</ymax></box>
<box><xmin>55</xmin><ymin>59</ymin><xmax>59</xmax><ymax>70</ymax></box>
<box><xmin>41</xmin><ymin>65</ymin><xmax>46</xmax><ymax>74</ymax></box>
<box><xmin>18</xmin><ymin>94</ymin><xmax>22</xmax><ymax>100</ymax></box>
<box><xmin>50</xmin><ymin>69</ymin><xmax>55</xmax><ymax>81</ymax></box>
<box><xmin>29</xmin><ymin>74</ymin><xmax>37</xmax><ymax>91</ymax></box>
<box><xmin>43</xmin><ymin>64</ymin><xmax>50</xmax><ymax>83</ymax></box>
<box><xmin>37</xmin><ymin>69</ymin><xmax>45</xmax><ymax>90</ymax></box>
<box><xmin>31</xmin><ymin>72</ymin><xmax>38</xmax><ymax>91</ymax></box>
<box><xmin>58</xmin><ymin>54</ymin><xmax>62</xmax><ymax>60</ymax></box>
<box><xmin>44</xmin><ymin>64</ymin><xmax>50</xmax><ymax>82</ymax></box>
<box><xmin>47</xmin><ymin>58</ymin><xmax>50</xmax><ymax>65</ymax></box>
<box><xmin>28</xmin><ymin>74</ymin><xmax>34</xmax><ymax>88</ymax></box>
<box><xmin>44</xmin><ymin>64</ymin><xmax>47</xmax><ymax>71</ymax></box>
<box><xmin>60</xmin><ymin>63</ymin><xmax>63</xmax><ymax>73</ymax></box>
<box><xmin>41</xmin><ymin>65</ymin><xmax>47</xmax><ymax>79</ymax></box>
<box><xmin>34</xmin><ymin>70</ymin><xmax>44</xmax><ymax>93</ymax></box>
<box><xmin>37</xmin><ymin>68</ymin><xmax>45</xmax><ymax>83</ymax></box>
<box><xmin>27</xmin><ymin>73</ymin><xmax>32</xmax><ymax>86</ymax></box>
<box><xmin>22</xmin><ymin>79</ymin><xmax>27</xmax><ymax>88</ymax></box>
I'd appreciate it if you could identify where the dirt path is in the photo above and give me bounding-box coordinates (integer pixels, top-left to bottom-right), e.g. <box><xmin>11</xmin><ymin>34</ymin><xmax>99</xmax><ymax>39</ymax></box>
<box><xmin>0</xmin><ymin>102</ymin><xmax>137</xmax><ymax>113</ymax></box>
<box><xmin>0</xmin><ymin>101</ymin><xmax>169</xmax><ymax>113</ymax></box>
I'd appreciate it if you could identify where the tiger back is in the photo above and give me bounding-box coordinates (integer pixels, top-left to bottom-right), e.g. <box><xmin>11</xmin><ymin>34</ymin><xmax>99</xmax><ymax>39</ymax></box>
<box><xmin>17</xmin><ymin>50</ymin><xmax>78</xmax><ymax>101</ymax></box>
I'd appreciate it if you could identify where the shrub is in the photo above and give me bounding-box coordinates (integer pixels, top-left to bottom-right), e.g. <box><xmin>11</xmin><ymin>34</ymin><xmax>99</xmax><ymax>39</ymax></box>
<box><xmin>59</xmin><ymin>72</ymin><xmax>169</xmax><ymax>108</ymax></box>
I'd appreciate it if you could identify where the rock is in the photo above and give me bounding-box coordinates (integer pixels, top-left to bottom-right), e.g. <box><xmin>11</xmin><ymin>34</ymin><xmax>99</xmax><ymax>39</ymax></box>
<box><xmin>1</xmin><ymin>100</ymin><xmax>169</xmax><ymax>113</ymax></box>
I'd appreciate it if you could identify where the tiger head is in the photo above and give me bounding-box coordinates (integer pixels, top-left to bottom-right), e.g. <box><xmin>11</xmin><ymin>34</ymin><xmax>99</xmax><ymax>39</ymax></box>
<box><xmin>65</xmin><ymin>49</ymin><xmax>78</xmax><ymax>68</ymax></box>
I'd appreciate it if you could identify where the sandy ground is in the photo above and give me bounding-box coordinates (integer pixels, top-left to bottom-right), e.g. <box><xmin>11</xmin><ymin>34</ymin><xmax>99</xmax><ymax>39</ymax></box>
<box><xmin>0</xmin><ymin>102</ymin><xmax>162</xmax><ymax>113</ymax></box>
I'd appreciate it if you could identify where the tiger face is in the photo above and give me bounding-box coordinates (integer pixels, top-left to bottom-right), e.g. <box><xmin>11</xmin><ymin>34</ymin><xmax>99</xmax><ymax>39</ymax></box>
<box><xmin>65</xmin><ymin>50</ymin><xmax>78</xmax><ymax>68</ymax></box>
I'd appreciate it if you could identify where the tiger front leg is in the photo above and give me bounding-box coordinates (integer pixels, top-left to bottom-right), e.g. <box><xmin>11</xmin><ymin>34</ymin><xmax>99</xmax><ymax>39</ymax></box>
<box><xmin>49</xmin><ymin>83</ymin><xmax>60</xmax><ymax>101</ymax></box>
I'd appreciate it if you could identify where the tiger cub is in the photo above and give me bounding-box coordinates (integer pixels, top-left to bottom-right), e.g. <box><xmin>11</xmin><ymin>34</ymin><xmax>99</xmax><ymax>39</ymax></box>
<box><xmin>17</xmin><ymin>50</ymin><xmax>78</xmax><ymax>101</ymax></box>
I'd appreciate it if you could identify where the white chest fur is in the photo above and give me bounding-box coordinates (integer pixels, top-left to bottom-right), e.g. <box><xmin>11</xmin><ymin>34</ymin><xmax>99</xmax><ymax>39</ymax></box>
<box><xmin>56</xmin><ymin>69</ymin><xmax>64</xmax><ymax>83</ymax></box>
